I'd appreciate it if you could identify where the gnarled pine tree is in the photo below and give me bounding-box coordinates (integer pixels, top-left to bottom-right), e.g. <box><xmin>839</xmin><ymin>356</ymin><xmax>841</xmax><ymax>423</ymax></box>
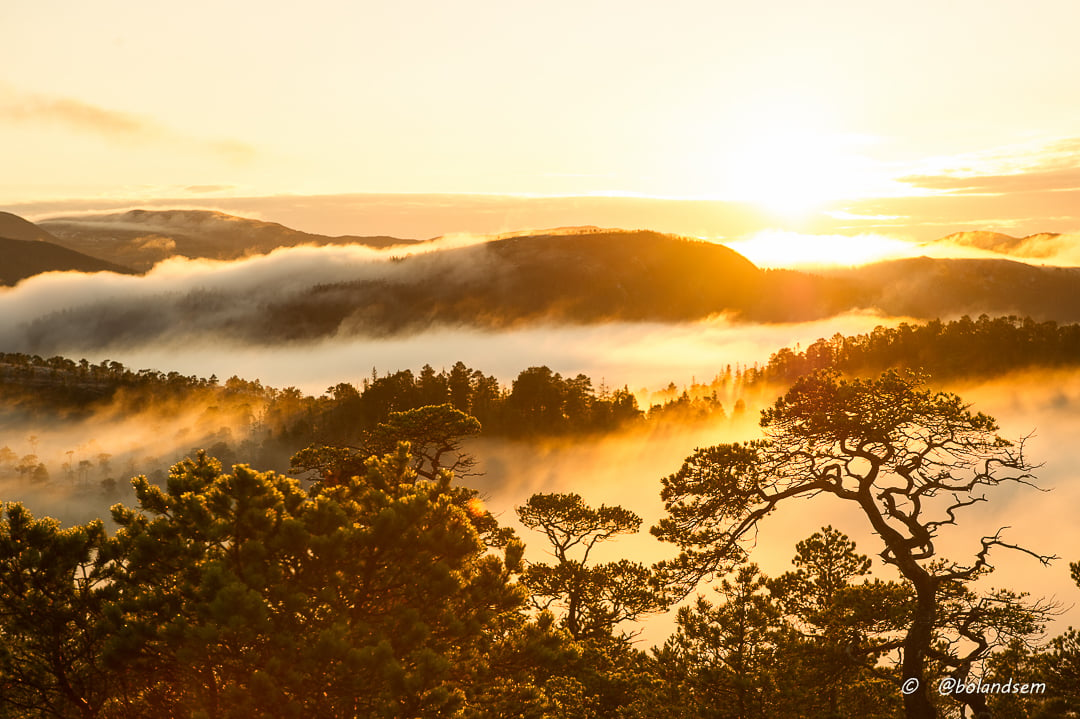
<box><xmin>652</xmin><ymin>370</ymin><xmax>1055</xmax><ymax>719</ymax></box>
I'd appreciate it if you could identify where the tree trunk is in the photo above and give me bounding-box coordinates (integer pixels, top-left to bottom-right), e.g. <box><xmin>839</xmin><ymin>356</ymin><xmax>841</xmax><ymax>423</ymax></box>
<box><xmin>901</xmin><ymin>582</ymin><xmax>938</xmax><ymax>719</ymax></box>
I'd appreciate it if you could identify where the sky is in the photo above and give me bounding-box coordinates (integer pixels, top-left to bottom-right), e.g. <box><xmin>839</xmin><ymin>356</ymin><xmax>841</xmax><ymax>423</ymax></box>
<box><xmin>4</xmin><ymin>0</ymin><xmax>1080</xmax><ymax>239</ymax></box>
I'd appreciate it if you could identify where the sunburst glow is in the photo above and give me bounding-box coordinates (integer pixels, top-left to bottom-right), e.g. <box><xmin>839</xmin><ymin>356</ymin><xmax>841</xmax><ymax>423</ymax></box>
<box><xmin>728</xmin><ymin>132</ymin><xmax>860</xmax><ymax>214</ymax></box>
<box><xmin>724</xmin><ymin>230</ymin><xmax>915</xmax><ymax>269</ymax></box>
<box><xmin>696</xmin><ymin>94</ymin><xmax>887</xmax><ymax>216</ymax></box>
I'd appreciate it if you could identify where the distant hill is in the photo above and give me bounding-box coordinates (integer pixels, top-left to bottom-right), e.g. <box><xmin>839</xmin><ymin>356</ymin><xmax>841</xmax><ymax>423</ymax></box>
<box><xmin>268</xmin><ymin>236</ymin><xmax>1080</xmax><ymax>338</ymax></box>
<box><xmin>39</xmin><ymin>209</ymin><xmax>421</xmax><ymax>271</ymax></box>
<box><xmin>0</xmin><ymin>211</ymin><xmax>61</xmax><ymax>243</ymax></box>
<box><xmin>838</xmin><ymin>256</ymin><xmax>1080</xmax><ymax>322</ymax></box>
<box><xmin>250</xmin><ymin>229</ymin><xmax>858</xmax><ymax>340</ymax></box>
<box><xmin>938</xmin><ymin>230</ymin><xmax>1070</xmax><ymax>259</ymax></box>
<box><xmin>0</xmin><ymin>236</ymin><xmax>135</xmax><ymax>286</ymax></box>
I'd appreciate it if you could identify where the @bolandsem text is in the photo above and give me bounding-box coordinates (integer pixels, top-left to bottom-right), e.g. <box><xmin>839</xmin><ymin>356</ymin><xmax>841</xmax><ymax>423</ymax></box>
<box><xmin>938</xmin><ymin>678</ymin><xmax>1046</xmax><ymax>696</ymax></box>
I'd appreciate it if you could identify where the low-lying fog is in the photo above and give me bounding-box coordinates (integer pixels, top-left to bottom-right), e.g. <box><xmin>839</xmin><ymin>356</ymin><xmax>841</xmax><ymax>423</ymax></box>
<box><xmin>103</xmin><ymin>312</ymin><xmax>904</xmax><ymax>395</ymax></box>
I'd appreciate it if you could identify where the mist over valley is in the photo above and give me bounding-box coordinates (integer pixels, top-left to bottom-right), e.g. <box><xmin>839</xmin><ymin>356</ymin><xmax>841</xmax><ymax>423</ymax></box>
<box><xmin>5</xmin><ymin>210</ymin><xmax>1080</xmax><ymax>361</ymax></box>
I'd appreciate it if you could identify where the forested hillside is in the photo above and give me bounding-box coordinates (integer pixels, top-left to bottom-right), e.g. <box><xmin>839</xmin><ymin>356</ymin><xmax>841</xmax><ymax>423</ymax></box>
<box><xmin>4</xmin><ymin>315</ymin><xmax>1079</xmax><ymax>446</ymax></box>
<box><xmin>747</xmin><ymin>314</ymin><xmax>1080</xmax><ymax>385</ymax></box>
<box><xmin>837</xmin><ymin>258</ymin><xmax>1080</xmax><ymax>322</ymax></box>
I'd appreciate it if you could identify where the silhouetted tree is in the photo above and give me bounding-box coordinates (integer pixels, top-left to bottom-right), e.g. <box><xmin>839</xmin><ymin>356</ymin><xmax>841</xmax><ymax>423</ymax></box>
<box><xmin>517</xmin><ymin>493</ymin><xmax>667</xmax><ymax>641</ymax></box>
<box><xmin>508</xmin><ymin>367</ymin><xmax>566</xmax><ymax>434</ymax></box>
<box><xmin>514</xmin><ymin>493</ymin><xmax>670</xmax><ymax>716</ymax></box>
<box><xmin>653</xmin><ymin>370</ymin><xmax>1055</xmax><ymax>719</ymax></box>
<box><xmin>292</xmin><ymin>404</ymin><xmax>481</xmax><ymax>482</ymax></box>
<box><xmin>447</xmin><ymin>361</ymin><xmax>473</xmax><ymax>414</ymax></box>
<box><xmin>0</xmin><ymin>447</ymin><xmax>16</xmax><ymax>476</ymax></box>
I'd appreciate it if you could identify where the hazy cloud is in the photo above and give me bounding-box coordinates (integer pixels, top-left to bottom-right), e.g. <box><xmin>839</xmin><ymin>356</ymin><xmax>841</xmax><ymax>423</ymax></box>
<box><xmin>837</xmin><ymin>188</ymin><xmax>1080</xmax><ymax>241</ymax></box>
<box><xmin>898</xmin><ymin>137</ymin><xmax>1080</xmax><ymax>195</ymax></box>
<box><xmin>6</xmin><ymin>188</ymin><xmax>1080</xmax><ymax>252</ymax></box>
<box><xmin>899</xmin><ymin>166</ymin><xmax>1080</xmax><ymax>195</ymax></box>
<box><xmin>0</xmin><ymin>94</ymin><xmax>152</xmax><ymax>138</ymax></box>
<box><xmin>8</xmin><ymin>193</ymin><xmax>782</xmax><ymax>243</ymax></box>
<box><xmin>804</xmin><ymin>138</ymin><xmax>1080</xmax><ymax>237</ymax></box>
<box><xmin>201</xmin><ymin>140</ymin><xmax>257</xmax><ymax>165</ymax></box>
<box><xmin>0</xmin><ymin>86</ymin><xmax>257</xmax><ymax>164</ymax></box>
<box><xmin>184</xmin><ymin>184</ymin><xmax>238</xmax><ymax>194</ymax></box>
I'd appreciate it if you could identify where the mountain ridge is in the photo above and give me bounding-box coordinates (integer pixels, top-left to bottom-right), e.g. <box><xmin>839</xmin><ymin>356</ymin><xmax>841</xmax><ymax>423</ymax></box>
<box><xmin>38</xmin><ymin>209</ymin><xmax>421</xmax><ymax>270</ymax></box>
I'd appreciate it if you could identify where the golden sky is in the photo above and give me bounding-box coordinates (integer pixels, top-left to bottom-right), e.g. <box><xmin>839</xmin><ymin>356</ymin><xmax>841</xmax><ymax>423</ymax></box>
<box><xmin>4</xmin><ymin>0</ymin><xmax>1080</xmax><ymax>237</ymax></box>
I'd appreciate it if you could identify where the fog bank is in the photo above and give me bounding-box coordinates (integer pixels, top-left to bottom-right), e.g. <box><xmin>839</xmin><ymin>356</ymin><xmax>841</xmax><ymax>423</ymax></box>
<box><xmin>73</xmin><ymin>313</ymin><xmax>902</xmax><ymax>396</ymax></box>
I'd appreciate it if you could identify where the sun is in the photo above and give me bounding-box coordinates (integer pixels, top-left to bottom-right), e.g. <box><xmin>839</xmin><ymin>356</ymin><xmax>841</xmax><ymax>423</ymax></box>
<box><xmin>732</xmin><ymin>132</ymin><xmax>838</xmax><ymax>214</ymax></box>
<box><xmin>722</xmin><ymin>128</ymin><xmax>872</xmax><ymax>216</ymax></box>
<box><xmin>693</xmin><ymin>95</ymin><xmax>880</xmax><ymax>216</ymax></box>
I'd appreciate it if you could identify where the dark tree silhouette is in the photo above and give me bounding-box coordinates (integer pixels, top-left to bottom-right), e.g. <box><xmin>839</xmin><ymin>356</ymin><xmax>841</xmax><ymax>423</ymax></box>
<box><xmin>517</xmin><ymin>493</ymin><xmax>667</xmax><ymax>641</ymax></box>
<box><xmin>653</xmin><ymin>370</ymin><xmax>1056</xmax><ymax>719</ymax></box>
